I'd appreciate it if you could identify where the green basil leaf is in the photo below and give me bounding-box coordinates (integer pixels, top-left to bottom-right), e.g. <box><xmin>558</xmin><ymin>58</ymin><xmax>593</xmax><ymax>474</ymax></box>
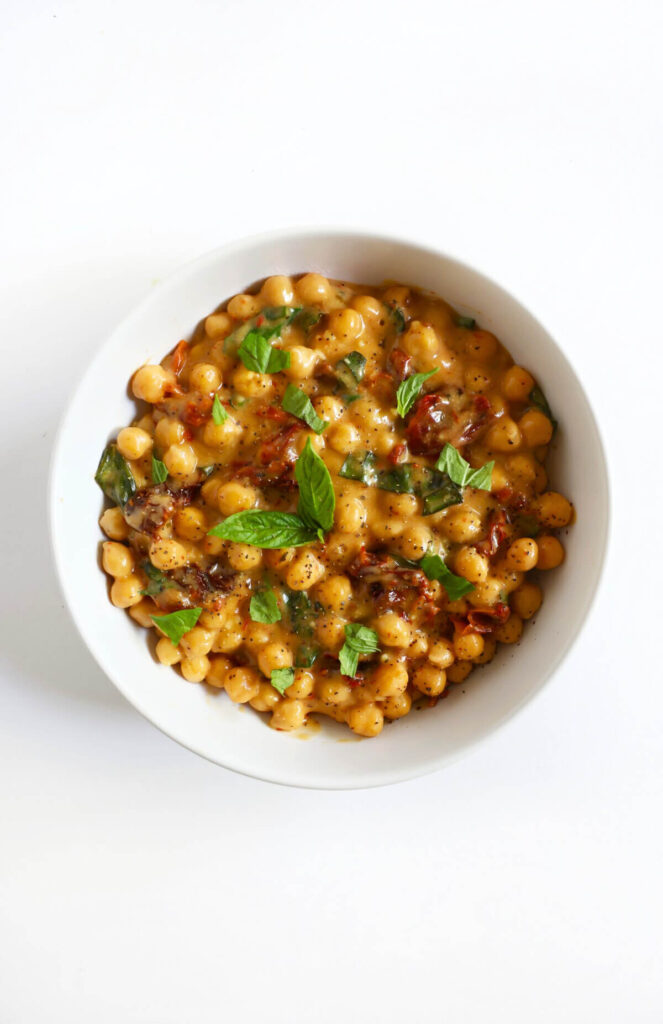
<box><xmin>282</xmin><ymin>384</ymin><xmax>328</xmax><ymax>434</ymax></box>
<box><xmin>421</xmin><ymin>479</ymin><xmax>463</xmax><ymax>515</ymax></box>
<box><xmin>151</xmin><ymin>607</ymin><xmax>202</xmax><ymax>646</ymax></box>
<box><xmin>338</xmin><ymin>623</ymin><xmax>380</xmax><ymax>679</ymax></box>
<box><xmin>396</xmin><ymin>370</ymin><xmax>437</xmax><ymax>418</ymax></box>
<box><xmin>419</xmin><ymin>551</ymin><xmax>475</xmax><ymax>600</ymax></box>
<box><xmin>528</xmin><ymin>384</ymin><xmax>557</xmax><ymax>432</ymax></box>
<box><xmin>283</xmin><ymin>589</ymin><xmax>315</xmax><ymax>637</ymax></box>
<box><xmin>224</xmin><ymin>307</ymin><xmax>301</xmax><ymax>355</ymax></box>
<box><xmin>389</xmin><ymin>305</ymin><xmax>406</xmax><ymax>333</ymax></box>
<box><xmin>293</xmin><ymin>309</ymin><xmax>322</xmax><ymax>332</ymax></box>
<box><xmin>270</xmin><ymin>667</ymin><xmax>294</xmax><ymax>695</ymax></box>
<box><xmin>262</xmin><ymin>305</ymin><xmax>302</xmax><ymax>321</ymax></box>
<box><xmin>454</xmin><ymin>314</ymin><xmax>476</xmax><ymax>329</ymax></box>
<box><xmin>208</xmin><ymin>510</ymin><xmax>317</xmax><ymax>548</ymax></box>
<box><xmin>95</xmin><ymin>443</ymin><xmax>137</xmax><ymax>508</ymax></box>
<box><xmin>295</xmin><ymin>438</ymin><xmax>335</xmax><ymax>535</ymax></box>
<box><xmin>249</xmin><ymin>586</ymin><xmax>282</xmax><ymax>624</ymax></box>
<box><xmin>435</xmin><ymin>443</ymin><xmax>494</xmax><ymax>490</ymax></box>
<box><xmin>212</xmin><ymin>394</ymin><xmax>228</xmax><ymax>425</ymax></box>
<box><xmin>334</xmin><ymin>351</ymin><xmax>366</xmax><ymax>391</ymax></box>
<box><xmin>295</xmin><ymin>643</ymin><xmax>319</xmax><ymax>668</ymax></box>
<box><xmin>338</xmin><ymin>450</ymin><xmax>378</xmax><ymax>485</ymax></box>
<box><xmin>199</xmin><ymin>465</ymin><xmax>215</xmax><ymax>478</ymax></box>
<box><xmin>140</xmin><ymin>560</ymin><xmax>177</xmax><ymax>597</ymax></box>
<box><xmin>238</xmin><ymin>331</ymin><xmax>291</xmax><ymax>374</ymax></box>
<box><xmin>151</xmin><ymin>455</ymin><xmax>168</xmax><ymax>484</ymax></box>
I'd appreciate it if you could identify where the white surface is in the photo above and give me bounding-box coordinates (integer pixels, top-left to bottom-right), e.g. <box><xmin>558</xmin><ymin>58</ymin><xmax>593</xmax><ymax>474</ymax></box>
<box><xmin>50</xmin><ymin>230</ymin><xmax>609</xmax><ymax>788</ymax></box>
<box><xmin>0</xmin><ymin>0</ymin><xmax>661</xmax><ymax>1018</ymax></box>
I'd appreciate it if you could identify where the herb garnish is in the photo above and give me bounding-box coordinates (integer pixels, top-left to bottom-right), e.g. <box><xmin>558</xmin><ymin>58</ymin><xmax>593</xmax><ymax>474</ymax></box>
<box><xmin>338</xmin><ymin>623</ymin><xmax>380</xmax><ymax>679</ymax></box>
<box><xmin>151</xmin><ymin>455</ymin><xmax>168</xmax><ymax>484</ymax></box>
<box><xmin>270</xmin><ymin>668</ymin><xmax>294</xmax><ymax>695</ymax></box>
<box><xmin>295</xmin><ymin>438</ymin><xmax>335</xmax><ymax>537</ymax></box>
<box><xmin>282</xmin><ymin>384</ymin><xmax>328</xmax><ymax>434</ymax></box>
<box><xmin>436</xmin><ymin>443</ymin><xmax>494</xmax><ymax>491</ymax></box>
<box><xmin>249</xmin><ymin>586</ymin><xmax>282</xmax><ymax>624</ymax></box>
<box><xmin>95</xmin><ymin>443</ymin><xmax>137</xmax><ymax>507</ymax></box>
<box><xmin>212</xmin><ymin>394</ymin><xmax>229</xmax><ymax>425</ymax></box>
<box><xmin>151</xmin><ymin>607</ymin><xmax>202</xmax><ymax>646</ymax></box>
<box><xmin>396</xmin><ymin>370</ymin><xmax>437</xmax><ymax>418</ymax></box>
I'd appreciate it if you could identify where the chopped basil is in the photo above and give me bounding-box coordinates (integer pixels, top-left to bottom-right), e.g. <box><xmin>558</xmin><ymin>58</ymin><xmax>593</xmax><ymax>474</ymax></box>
<box><xmin>262</xmin><ymin>305</ymin><xmax>303</xmax><ymax>321</ymax></box>
<box><xmin>514</xmin><ymin>513</ymin><xmax>540</xmax><ymax>537</ymax></box>
<box><xmin>436</xmin><ymin>443</ymin><xmax>494</xmax><ymax>490</ymax></box>
<box><xmin>294</xmin><ymin>309</ymin><xmax>323</xmax><ymax>332</ymax></box>
<box><xmin>140</xmin><ymin>560</ymin><xmax>177</xmax><ymax>597</ymax></box>
<box><xmin>95</xmin><ymin>443</ymin><xmax>137</xmax><ymax>508</ymax></box>
<box><xmin>454</xmin><ymin>314</ymin><xmax>476</xmax><ymax>329</ymax></box>
<box><xmin>207</xmin><ymin>510</ymin><xmax>317</xmax><ymax>548</ymax></box>
<box><xmin>339</xmin><ymin>451</ymin><xmax>378</xmax><ymax>485</ymax></box>
<box><xmin>224</xmin><ymin>306</ymin><xmax>301</xmax><ymax>355</ymax></box>
<box><xmin>419</xmin><ymin>551</ymin><xmax>475</xmax><ymax>600</ymax></box>
<box><xmin>212</xmin><ymin>394</ymin><xmax>228</xmax><ymax>425</ymax></box>
<box><xmin>422</xmin><ymin>480</ymin><xmax>463</xmax><ymax>515</ymax></box>
<box><xmin>151</xmin><ymin>455</ymin><xmax>168</xmax><ymax>484</ymax></box>
<box><xmin>238</xmin><ymin>331</ymin><xmax>291</xmax><ymax>374</ymax></box>
<box><xmin>396</xmin><ymin>370</ymin><xmax>437</xmax><ymax>418</ymax></box>
<box><xmin>270</xmin><ymin>667</ymin><xmax>294</xmax><ymax>695</ymax></box>
<box><xmin>529</xmin><ymin>384</ymin><xmax>557</xmax><ymax>432</ymax></box>
<box><xmin>334</xmin><ymin>351</ymin><xmax>366</xmax><ymax>392</ymax></box>
<box><xmin>389</xmin><ymin>305</ymin><xmax>406</xmax><ymax>333</ymax></box>
<box><xmin>249</xmin><ymin>586</ymin><xmax>281</xmax><ymax>624</ymax></box>
<box><xmin>294</xmin><ymin>643</ymin><xmax>319</xmax><ymax>668</ymax></box>
<box><xmin>282</xmin><ymin>590</ymin><xmax>316</xmax><ymax>638</ymax></box>
<box><xmin>282</xmin><ymin>384</ymin><xmax>328</xmax><ymax>434</ymax></box>
<box><xmin>295</xmin><ymin>438</ymin><xmax>335</xmax><ymax>536</ymax></box>
<box><xmin>338</xmin><ymin>623</ymin><xmax>380</xmax><ymax>679</ymax></box>
<box><xmin>199</xmin><ymin>465</ymin><xmax>216</xmax><ymax>478</ymax></box>
<box><xmin>150</xmin><ymin>607</ymin><xmax>202</xmax><ymax>646</ymax></box>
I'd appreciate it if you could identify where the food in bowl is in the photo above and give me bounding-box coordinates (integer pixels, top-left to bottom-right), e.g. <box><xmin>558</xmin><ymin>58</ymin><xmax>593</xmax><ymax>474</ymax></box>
<box><xmin>95</xmin><ymin>273</ymin><xmax>573</xmax><ymax>738</ymax></box>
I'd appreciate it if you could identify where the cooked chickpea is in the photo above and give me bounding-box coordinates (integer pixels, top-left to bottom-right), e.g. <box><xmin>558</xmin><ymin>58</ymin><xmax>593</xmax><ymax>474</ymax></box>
<box><xmin>249</xmin><ymin>681</ymin><xmax>282</xmax><ymax>712</ymax></box>
<box><xmin>212</xmin><ymin>629</ymin><xmax>243</xmax><ymax>654</ymax></box>
<box><xmin>110</xmin><ymin>576</ymin><xmax>142</xmax><ymax>608</ymax></box>
<box><xmin>164</xmin><ymin>443</ymin><xmax>197</xmax><ymax>478</ymax></box>
<box><xmin>413</xmin><ymin>665</ymin><xmax>447</xmax><ymax>696</ymax></box>
<box><xmin>270</xmin><ymin>699</ymin><xmax>307</xmax><ymax>731</ymax></box>
<box><xmin>351</xmin><ymin>294</ymin><xmax>384</xmax><ymax>322</ymax></box>
<box><xmin>227</xmin><ymin>293</ymin><xmax>261</xmax><ymax>319</ymax></box>
<box><xmin>518</xmin><ymin>409</ymin><xmax>553</xmax><ymax>446</ymax></box>
<box><xmin>155</xmin><ymin>416</ymin><xmax>185</xmax><ymax>448</ymax></box>
<box><xmin>533</xmin><ymin>492</ymin><xmax>573</xmax><ymax>528</ymax></box>
<box><xmin>315</xmin><ymin>574</ymin><xmax>353</xmax><ymax>613</ymax></box>
<box><xmin>375</xmin><ymin>613</ymin><xmax>414</xmax><ymax>648</ymax></box>
<box><xmin>536</xmin><ymin>535</ymin><xmax>565</xmax><ymax>570</ymax></box>
<box><xmin>286</xmin><ymin>670</ymin><xmax>315</xmax><ymax>699</ymax></box>
<box><xmin>232</xmin><ymin>364</ymin><xmax>274</xmax><ymax>398</ymax></box>
<box><xmin>464</xmin><ymin>329</ymin><xmax>498</xmax><ymax>361</ymax></box>
<box><xmin>371</xmin><ymin>660</ymin><xmax>408</xmax><ymax>698</ymax></box>
<box><xmin>99</xmin><ymin>506</ymin><xmax>130</xmax><ymax>541</ymax></box>
<box><xmin>328</xmin><ymin>307</ymin><xmax>364</xmax><ymax>341</ymax></box>
<box><xmin>180</xmin><ymin>627</ymin><xmax>216</xmax><ymax>659</ymax></box>
<box><xmin>156</xmin><ymin>637</ymin><xmax>182</xmax><ymax>666</ymax></box>
<box><xmin>313</xmin><ymin>395</ymin><xmax>346</xmax><ymax>423</ymax></box>
<box><xmin>347</xmin><ymin>702</ymin><xmax>384</xmax><ymax>738</ymax></box>
<box><xmin>468</xmin><ymin>578</ymin><xmax>504</xmax><ymax>607</ymax></box>
<box><xmin>394</xmin><ymin>523</ymin><xmax>432</xmax><ymax>561</ymax></box>
<box><xmin>447</xmin><ymin>661</ymin><xmax>473</xmax><ymax>683</ymax></box>
<box><xmin>132</xmin><ymin>364</ymin><xmax>173</xmax><ymax>403</ymax></box>
<box><xmin>117</xmin><ymin>426</ymin><xmax>152</xmax><ymax>461</ymax></box>
<box><xmin>227</xmin><ymin>543</ymin><xmax>263</xmax><ymax>571</ymax></box>
<box><xmin>174</xmin><ymin>506</ymin><xmax>207</xmax><ymax>542</ymax></box>
<box><xmin>504</xmin><ymin>453</ymin><xmax>537</xmax><ymax>486</ymax></box>
<box><xmin>102</xmin><ymin>541</ymin><xmax>134</xmax><ymax>578</ymax></box>
<box><xmin>334</xmin><ymin>495</ymin><xmax>367</xmax><ymax>533</ymax></box>
<box><xmin>505</xmin><ymin>537</ymin><xmax>538</xmax><ymax>572</ymax></box>
<box><xmin>428</xmin><ymin>638</ymin><xmax>455</xmax><ymax>669</ymax></box>
<box><xmin>464</xmin><ymin>366</ymin><xmax>492</xmax><ymax>393</ymax></box>
<box><xmin>382</xmin><ymin>691</ymin><xmax>412</xmax><ymax>720</ymax></box>
<box><xmin>260</xmin><ymin>275</ymin><xmax>295</xmax><ymax>307</ymax></box>
<box><xmin>371</xmin><ymin>517</ymin><xmax>406</xmax><ymax>542</ymax></box>
<box><xmin>474</xmin><ymin>637</ymin><xmax>497</xmax><ymax>664</ymax></box>
<box><xmin>502</xmin><ymin>365</ymin><xmax>535</xmax><ymax>402</ymax></box>
<box><xmin>205</xmin><ymin>312</ymin><xmax>233</xmax><ymax>339</ymax></box>
<box><xmin>202</xmin><ymin>416</ymin><xmax>242</xmax><ymax>449</ymax></box>
<box><xmin>511</xmin><ymin>583</ymin><xmax>543</xmax><ymax>620</ymax></box>
<box><xmin>285</xmin><ymin>551</ymin><xmax>326</xmax><ymax>591</ymax></box>
<box><xmin>442</xmin><ymin>507</ymin><xmax>483</xmax><ymax>544</ymax></box>
<box><xmin>295</xmin><ymin>273</ymin><xmax>332</xmax><ymax>307</ymax></box>
<box><xmin>315</xmin><ymin>614</ymin><xmax>347</xmax><ymax>650</ymax></box>
<box><xmin>148</xmin><ymin>538</ymin><xmax>189</xmax><ymax>571</ymax></box>
<box><xmin>258</xmin><ymin>642</ymin><xmax>293</xmax><ymax>678</ymax></box>
<box><xmin>494</xmin><ymin>613</ymin><xmax>523</xmax><ymax>644</ymax></box>
<box><xmin>180</xmin><ymin>655</ymin><xmax>211</xmax><ymax>683</ymax></box>
<box><xmin>454</xmin><ymin>546</ymin><xmax>489</xmax><ymax>583</ymax></box>
<box><xmin>316</xmin><ymin>678</ymin><xmax>353</xmax><ymax>707</ymax></box>
<box><xmin>128</xmin><ymin>599</ymin><xmax>155</xmax><ymax>628</ymax></box>
<box><xmin>189</xmin><ymin>362</ymin><xmax>221</xmax><ymax>394</ymax></box>
<box><xmin>225</xmin><ymin>666</ymin><xmax>261</xmax><ymax>703</ymax></box>
<box><xmin>328</xmin><ymin>421</ymin><xmax>362</xmax><ymax>455</ymax></box>
<box><xmin>453</xmin><ymin>631</ymin><xmax>485</xmax><ymax>661</ymax></box>
<box><xmin>284</xmin><ymin>345</ymin><xmax>321</xmax><ymax>380</ymax></box>
<box><xmin>486</xmin><ymin>417</ymin><xmax>522</xmax><ymax>452</ymax></box>
<box><xmin>206</xmin><ymin>656</ymin><xmax>232</xmax><ymax>688</ymax></box>
<box><xmin>216</xmin><ymin>481</ymin><xmax>258</xmax><ymax>516</ymax></box>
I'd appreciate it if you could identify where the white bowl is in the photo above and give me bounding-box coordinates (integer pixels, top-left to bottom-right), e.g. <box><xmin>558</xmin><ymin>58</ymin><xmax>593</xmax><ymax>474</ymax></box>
<box><xmin>49</xmin><ymin>229</ymin><xmax>609</xmax><ymax>789</ymax></box>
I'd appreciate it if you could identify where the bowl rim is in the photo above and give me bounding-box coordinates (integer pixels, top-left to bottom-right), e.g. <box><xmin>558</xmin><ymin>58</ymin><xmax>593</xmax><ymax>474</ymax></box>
<box><xmin>47</xmin><ymin>226</ymin><xmax>611</xmax><ymax>788</ymax></box>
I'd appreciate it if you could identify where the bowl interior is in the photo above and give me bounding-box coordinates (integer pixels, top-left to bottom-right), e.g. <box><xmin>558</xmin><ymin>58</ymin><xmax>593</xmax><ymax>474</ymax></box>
<box><xmin>49</xmin><ymin>231</ymin><xmax>609</xmax><ymax>788</ymax></box>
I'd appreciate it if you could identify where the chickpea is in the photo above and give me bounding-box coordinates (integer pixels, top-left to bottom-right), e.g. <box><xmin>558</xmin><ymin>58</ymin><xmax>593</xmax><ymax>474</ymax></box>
<box><xmin>464</xmin><ymin>329</ymin><xmax>498</xmax><ymax>361</ymax></box>
<box><xmin>102</xmin><ymin>541</ymin><xmax>134</xmax><ymax>578</ymax></box>
<box><xmin>155</xmin><ymin>416</ymin><xmax>185</xmax><ymax>448</ymax></box>
<box><xmin>132</xmin><ymin>364</ymin><xmax>173</xmax><ymax>403</ymax></box>
<box><xmin>441</xmin><ymin>507</ymin><xmax>483</xmax><ymax>544</ymax></box>
<box><xmin>212</xmin><ymin>629</ymin><xmax>243</xmax><ymax>654</ymax></box>
<box><xmin>464</xmin><ymin>366</ymin><xmax>492</xmax><ymax>393</ymax></box>
<box><xmin>533</xmin><ymin>461</ymin><xmax>548</xmax><ymax>494</ymax></box>
<box><xmin>243</xmin><ymin>621</ymin><xmax>274</xmax><ymax>648</ymax></box>
<box><xmin>382</xmin><ymin>492</ymin><xmax>418</xmax><ymax>517</ymax></box>
<box><xmin>315</xmin><ymin>614</ymin><xmax>347</xmax><ymax>650</ymax></box>
<box><xmin>502</xmin><ymin>365</ymin><xmax>535</xmax><ymax>402</ymax></box>
<box><xmin>99</xmin><ymin>506</ymin><xmax>129</xmax><ymax>541</ymax></box>
<box><xmin>519</xmin><ymin>409</ymin><xmax>553</xmax><ymax>447</ymax></box>
<box><xmin>447</xmin><ymin>661</ymin><xmax>473</xmax><ymax>683</ymax></box>
<box><xmin>486</xmin><ymin>417</ymin><xmax>522</xmax><ymax>452</ymax></box>
<box><xmin>453</xmin><ymin>546</ymin><xmax>489</xmax><ymax>583</ymax></box>
<box><xmin>413</xmin><ymin>665</ymin><xmax>447</xmax><ymax>696</ymax></box>
<box><xmin>474</xmin><ymin>637</ymin><xmax>497</xmax><ymax>664</ymax></box>
<box><xmin>109</xmin><ymin>576</ymin><xmax>142</xmax><ymax>608</ymax></box>
<box><xmin>328</xmin><ymin>307</ymin><xmax>364</xmax><ymax>342</ymax></box>
<box><xmin>232</xmin><ymin>364</ymin><xmax>274</xmax><ymax>398</ymax></box>
<box><xmin>536</xmin><ymin>535</ymin><xmax>565</xmax><ymax>570</ymax></box>
<box><xmin>428</xmin><ymin>638</ymin><xmax>455</xmax><ymax>669</ymax></box>
<box><xmin>258</xmin><ymin>642</ymin><xmax>293</xmax><ymax>678</ymax></box>
<box><xmin>227</xmin><ymin>293</ymin><xmax>261</xmax><ymax>319</ymax></box>
<box><xmin>203</xmin><ymin>416</ymin><xmax>242</xmax><ymax>449</ymax></box>
<box><xmin>263</xmin><ymin>547</ymin><xmax>296</xmax><ymax>570</ymax></box>
<box><xmin>148</xmin><ymin>538</ymin><xmax>189</xmax><ymax>571</ymax></box>
<box><xmin>284</xmin><ymin>346</ymin><xmax>321</xmax><ymax>380</ymax></box>
<box><xmin>347</xmin><ymin>702</ymin><xmax>384</xmax><ymax>738</ymax></box>
<box><xmin>468</xmin><ymin>578</ymin><xmax>504</xmax><ymax>607</ymax></box>
<box><xmin>453</xmin><ymin>631</ymin><xmax>485</xmax><ymax>662</ymax></box>
<box><xmin>249</xmin><ymin>681</ymin><xmax>282</xmax><ymax>713</ymax></box>
<box><xmin>205</xmin><ymin>312</ymin><xmax>233</xmax><ymax>339</ymax></box>
<box><xmin>505</xmin><ymin>538</ymin><xmax>538</xmax><ymax>572</ymax></box>
<box><xmin>313</xmin><ymin>395</ymin><xmax>346</xmax><ymax>423</ymax></box>
<box><xmin>328</xmin><ymin>421</ymin><xmax>362</xmax><ymax>455</ymax></box>
<box><xmin>382</xmin><ymin>691</ymin><xmax>412</xmax><ymax>719</ymax></box>
<box><xmin>180</xmin><ymin>655</ymin><xmax>211</xmax><ymax>683</ymax></box>
<box><xmin>494</xmin><ymin>613</ymin><xmax>523</xmax><ymax>644</ymax></box>
<box><xmin>128</xmin><ymin>600</ymin><xmax>155</xmax><ymax>628</ymax></box>
<box><xmin>180</xmin><ymin>627</ymin><xmax>216</xmax><ymax>659</ymax></box>
<box><xmin>174</xmin><ymin>506</ymin><xmax>207</xmax><ymax>542</ymax></box>
<box><xmin>216</xmin><ymin>481</ymin><xmax>258</xmax><ymax>516</ymax></box>
<box><xmin>334</xmin><ymin>494</ymin><xmax>367</xmax><ymax>533</ymax></box>
<box><xmin>286</xmin><ymin>670</ymin><xmax>315</xmax><ymax>699</ymax></box>
<box><xmin>225</xmin><ymin>666</ymin><xmax>261</xmax><ymax>703</ymax></box>
<box><xmin>270</xmin><ymin>699</ymin><xmax>306</xmax><ymax>731</ymax></box>
<box><xmin>206</xmin><ymin>656</ymin><xmax>232</xmax><ymax>688</ymax></box>
<box><xmin>285</xmin><ymin>551</ymin><xmax>326</xmax><ymax>591</ymax></box>
<box><xmin>227</xmin><ymin>543</ymin><xmax>263</xmax><ymax>571</ymax></box>
<box><xmin>117</xmin><ymin>426</ymin><xmax>152</xmax><ymax>461</ymax></box>
<box><xmin>371</xmin><ymin>517</ymin><xmax>406</xmax><ymax>542</ymax></box>
<box><xmin>316</xmin><ymin>678</ymin><xmax>353</xmax><ymax>706</ymax></box>
<box><xmin>394</xmin><ymin>523</ymin><xmax>432</xmax><ymax>561</ymax></box>
<box><xmin>371</xmin><ymin>660</ymin><xmax>408</xmax><ymax>698</ymax></box>
<box><xmin>164</xmin><ymin>443</ymin><xmax>197</xmax><ymax>479</ymax></box>
<box><xmin>315</xmin><ymin>574</ymin><xmax>353</xmax><ymax>613</ymax></box>
<box><xmin>511</xmin><ymin>583</ymin><xmax>543</xmax><ymax>620</ymax></box>
<box><xmin>324</xmin><ymin>531</ymin><xmax>362</xmax><ymax>566</ymax></box>
<box><xmin>295</xmin><ymin>273</ymin><xmax>332</xmax><ymax>307</ymax></box>
<box><xmin>156</xmin><ymin>637</ymin><xmax>181</xmax><ymax>666</ymax></box>
<box><xmin>189</xmin><ymin>362</ymin><xmax>221</xmax><ymax>394</ymax></box>
<box><xmin>260</xmin><ymin>275</ymin><xmax>295</xmax><ymax>307</ymax></box>
<box><xmin>532</xmin><ymin>492</ymin><xmax>573</xmax><ymax>528</ymax></box>
<box><xmin>351</xmin><ymin>294</ymin><xmax>384</xmax><ymax>323</ymax></box>
<box><xmin>374</xmin><ymin>612</ymin><xmax>414</xmax><ymax>648</ymax></box>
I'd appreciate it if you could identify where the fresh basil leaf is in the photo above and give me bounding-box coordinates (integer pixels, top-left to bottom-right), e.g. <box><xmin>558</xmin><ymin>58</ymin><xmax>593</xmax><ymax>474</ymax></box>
<box><xmin>421</xmin><ymin>479</ymin><xmax>463</xmax><ymax>515</ymax></box>
<box><xmin>238</xmin><ymin>331</ymin><xmax>291</xmax><ymax>374</ymax></box>
<box><xmin>95</xmin><ymin>443</ymin><xmax>137</xmax><ymax>508</ymax></box>
<box><xmin>343</xmin><ymin>393</ymin><xmax>361</xmax><ymax>405</ymax></box>
<box><xmin>283</xmin><ymin>589</ymin><xmax>315</xmax><ymax>637</ymax></box>
<box><xmin>389</xmin><ymin>305</ymin><xmax>406</xmax><ymax>333</ymax></box>
<box><xmin>436</xmin><ymin>443</ymin><xmax>494</xmax><ymax>490</ymax></box>
<box><xmin>528</xmin><ymin>384</ymin><xmax>557</xmax><ymax>432</ymax></box>
<box><xmin>249</xmin><ymin>586</ymin><xmax>282</xmax><ymax>624</ymax></box>
<box><xmin>295</xmin><ymin>438</ymin><xmax>335</xmax><ymax>536</ymax></box>
<box><xmin>282</xmin><ymin>384</ymin><xmax>328</xmax><ymax>434</ymax></box>
<box><xmin>339</xmin><ymin>450</ymin><xmax>378</xmax><ymax>485</ymax></box>
<box><xmin>396</xmin><ymin>370</ymin><xmax>437</xmax><ymax>418</ymax></box>
<box><xmin>208</xmin><ymin>510</ymin><xmax>317</xmax><ymax>548</ymax></box>
<box><xmin>140</xmin><ymin>560</ymin><xmax>177</xmax><ymax>597</ymax></box>
<box><xmin>151</xmin><ymin>607</ymin><xmax>202</xmax><ymax>646</ymax></box>
<box><xmin>212</xmin><ymin>394</ymin><xmax>228</xmax><ymax>425</ymax></box>
<box><xmin>199</xmin><ymin>465</ymin><xmax>216</xmax><ymax>478</ymax></box>
<box><xmin>230</xmin><ymin>394</ymin><xmax>249</xmax><ymax>409</ymax></box>
<box><xmin>454</xmin><ymin>314</ymin><xmax>476</xmax><ymax>329</ymax></box>
<box><xmin>376</xmin><ymin>464</ymin><xmax>415</xmax><ymax>494</ymax></box>
<box><xmin>295</xmin><ymin>643</ymin><xmax>319</xmax><ymax>668</ymax></box>
<box><xmin>338</xmin><ymin>623</ymin><xmax>380</xmax><ymax>679</ymax></box>
<box><xmin>262</xmin><ymin>305</ymin><xmax>302</xmax><ymax>321</ymax></box>
<box><xmin>270</xmin><ymin>667</ymin><xmax>294</xmax><ymax>695</ymax></box>
<box><xmin>419</xmin><ymin>551</ymin><xmax>475</xmax><ymax>600</ymax></box>
<box><xmin>224</xmin><ymin>307</ymin><xmax>301</xmax><ymax>355</ymax></box>
<box><xmin>293</xmin><ymin>309</ymin><xmax>322</xmax><ymax>332</ymax></box>
<box><xmin>151</xmin><ymin>455</ymin><xmax>168</xmax><ymax>484</ymax></box>
<box><xmin>334</xmin><ymin>351</ymin><xmax>366</xmax><ymax>391</ymax></box>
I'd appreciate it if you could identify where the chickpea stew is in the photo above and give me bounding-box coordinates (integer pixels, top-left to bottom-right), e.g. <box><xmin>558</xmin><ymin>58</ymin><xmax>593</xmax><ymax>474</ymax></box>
<box><xmin>96</xmin><ymin>273</ymin><xmax>573</xmax><ymax>738</ymax></box>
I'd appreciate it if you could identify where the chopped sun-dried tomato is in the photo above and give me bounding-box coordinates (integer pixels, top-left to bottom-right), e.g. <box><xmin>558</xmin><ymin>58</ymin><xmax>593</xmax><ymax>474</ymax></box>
<box><xmin>406</xmin><ymin>393</ymin><xmax>451</xmax><ymax>455</ymax></box>
<box><xmin>183</xmin><ymin>394</ymin><xmax>213</xmax><ymax>427</ymax></box>
<box><xmin>388</xmin><ymin>442</ymin><xmax>409</xmax><ymax>465</ymax></box>
<box><xmin>388</xmin><ymin>348</ymin><xmax>413</xmax><ymax>381</ymax></box>
<box><xmin>171</xmin><ymin>340</ymin><xmax>189</xmax><ymax>376</ymax></box>
<box><xmin>477</xmin><ymin>509</ymin><xmax>509</xmax><ymax>557</ymax></box>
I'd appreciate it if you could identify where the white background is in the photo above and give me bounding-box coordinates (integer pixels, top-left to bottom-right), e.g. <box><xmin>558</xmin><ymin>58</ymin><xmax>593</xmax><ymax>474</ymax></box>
<box><xmin>1</xmin><ymin>0</ymin><xmax>662</xmax><ymax>1021</ymax></box>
